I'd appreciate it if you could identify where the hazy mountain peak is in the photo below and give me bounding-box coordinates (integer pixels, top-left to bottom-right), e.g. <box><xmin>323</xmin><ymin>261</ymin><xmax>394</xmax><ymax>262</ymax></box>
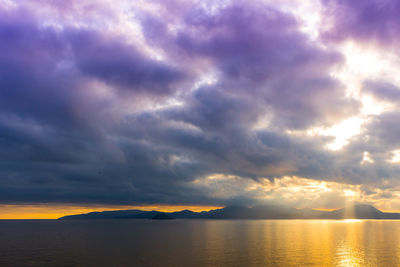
<box><xmin>58</xmin><ymin>204</ymin><xmax>400</xmax><ymax>220</ymax></box>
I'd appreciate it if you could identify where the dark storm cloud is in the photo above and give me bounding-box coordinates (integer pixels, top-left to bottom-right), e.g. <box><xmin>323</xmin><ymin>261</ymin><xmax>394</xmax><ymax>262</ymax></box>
<box><xmin>67</xmin><ymin>30</ymin><xmax>185</xmax><ymax>94</ymax></box>
<box><xmin>0</xmin><ymin>4</ymin><xmax>197</xmax><ymax>205</ymax></box>
<box><xmin>0</xmin><ymin>0</ymin><xmax>375</xmax><ymax>207</ymax></box>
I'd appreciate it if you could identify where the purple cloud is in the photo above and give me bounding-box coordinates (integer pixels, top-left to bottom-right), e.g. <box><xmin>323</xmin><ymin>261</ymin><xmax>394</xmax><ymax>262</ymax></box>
<box><xmin>323</xmin><ymin>0</ymin><xmax>400</xmax><ymax>45</ymax></box>
<box><xmin>144</xmin><ymin>3</ymin><xmax>358</xmax><ymax>129</ymax></box>
<box><xmin>1</xmin><ymin>0</ymin><xmax>394</xmax><ymax>208</ymax></box>
<box><xmin>67</xmin><ymin>30</ymin><xmax>185</xmax><ymax>94</ymax></box>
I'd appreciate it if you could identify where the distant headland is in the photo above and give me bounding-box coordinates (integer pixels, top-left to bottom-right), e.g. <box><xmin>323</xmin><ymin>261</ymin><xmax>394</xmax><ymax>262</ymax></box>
<box><xmin>58</xmin><ymin>204</ymin><xmax>400</xmax><ymax>220</ymax></box>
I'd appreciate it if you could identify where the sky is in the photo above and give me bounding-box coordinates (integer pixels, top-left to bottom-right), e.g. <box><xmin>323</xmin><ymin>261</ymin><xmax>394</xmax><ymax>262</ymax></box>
<box><xmin>2</xmin><ymin>0</ymin><xmax>400</xmax><ymax>218</ymax></box>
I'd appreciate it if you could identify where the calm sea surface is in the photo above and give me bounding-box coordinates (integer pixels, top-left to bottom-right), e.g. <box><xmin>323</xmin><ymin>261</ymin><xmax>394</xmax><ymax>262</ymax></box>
<box><xmin>1</xmin><ymin>219</ymin><xmax>400</xmax><ymax>266</ymax></box>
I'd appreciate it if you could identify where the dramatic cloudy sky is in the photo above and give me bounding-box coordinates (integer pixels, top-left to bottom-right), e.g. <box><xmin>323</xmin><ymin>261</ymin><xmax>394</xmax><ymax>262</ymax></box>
<box><xmin>2</xmin><ymin>0</ymin><xmax>400</xmax><ymax>216</ymax></box>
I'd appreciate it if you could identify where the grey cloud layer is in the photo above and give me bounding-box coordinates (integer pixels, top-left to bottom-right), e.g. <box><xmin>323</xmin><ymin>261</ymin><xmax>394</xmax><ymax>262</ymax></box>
<box><xmin>0</xmin><ymin>0</ymin><xmax>395</xmax><ymax>206</ymax></box>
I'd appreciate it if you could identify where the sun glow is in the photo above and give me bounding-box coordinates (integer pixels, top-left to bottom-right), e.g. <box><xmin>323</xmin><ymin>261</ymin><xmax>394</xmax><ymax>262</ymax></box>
<box><xmin>361</xmin><ymin>151</ymin><xmax>374</xmax><ymax>165</ymax></box>
<box><xmin>389</xmin><ymin>150</ymin><xmax>400</xmax><ymax>164</ymax></box>
<box><xmin>333</xmin><ymin>42</ymin><xmax>400</xmax><ymax>97</ymax></box>
<box><xmin>305</xmin><ymin>117</ymin><xmax>364</xmax><ymax>151</ymax></box>
<box><xmin>312</xmin><ymin>41</ymin><xmax>400</xmax><ymax>151</ymax></box>
<box><xmin>343</xmin><ymin>189</ymin><xmax>357</xmax><ymax>198</ymax></box>
<box><xmin>285</xmin><ymin>40</ymin><xmax>399</xmax><ymax>152</ymax></box>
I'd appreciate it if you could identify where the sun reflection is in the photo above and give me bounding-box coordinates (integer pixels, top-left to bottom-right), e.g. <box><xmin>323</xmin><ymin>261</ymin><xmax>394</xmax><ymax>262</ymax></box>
<box><xmin>342</xmin><ymin>219</ymin><xmax>362</xmax><ymax>223</ymax></box>
<box><xmin>336</xmin><ymin>242</ymin><xmax>363</xmax><ymax>267</ymax></box>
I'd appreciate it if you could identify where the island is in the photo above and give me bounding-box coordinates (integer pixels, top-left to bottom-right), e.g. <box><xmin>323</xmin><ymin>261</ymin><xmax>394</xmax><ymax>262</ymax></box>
<box><xmin>58</xmin><ymin>204</ymin><xmax>400</xmax><ymax>220</ymax></box>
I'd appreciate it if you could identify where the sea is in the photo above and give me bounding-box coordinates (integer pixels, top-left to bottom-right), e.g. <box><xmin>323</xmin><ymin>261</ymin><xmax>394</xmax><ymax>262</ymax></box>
<box><xmin>1</xmin><ymin>219</ymin><xmax>399</xmax><ymax>266</ymax></box>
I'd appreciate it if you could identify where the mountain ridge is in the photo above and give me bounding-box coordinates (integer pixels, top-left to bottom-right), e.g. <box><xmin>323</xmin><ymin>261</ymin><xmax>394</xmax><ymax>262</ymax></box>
<box><xmin>58</xmin><ymin>204</ymin><xmax>400</xmax><ymax>220</ymax></box>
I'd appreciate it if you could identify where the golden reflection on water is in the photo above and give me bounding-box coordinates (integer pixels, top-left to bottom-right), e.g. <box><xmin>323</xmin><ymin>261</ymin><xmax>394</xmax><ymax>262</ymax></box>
<box><xmin>2</xmin><ymin>219</ymin><xmax>400</xmax><ymax>266</ymax></box>
<box><xmin>199</xmin><ymin>220</ymin><xmax>400</xmax><ymax>266</ymax></box>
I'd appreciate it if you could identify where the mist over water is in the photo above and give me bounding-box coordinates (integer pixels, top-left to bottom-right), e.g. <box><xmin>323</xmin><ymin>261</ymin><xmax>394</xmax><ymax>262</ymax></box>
<box><xmin>1</xmin><ymin>220</ymin><xmax>400</xmax><ymax>266</ymax></box>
